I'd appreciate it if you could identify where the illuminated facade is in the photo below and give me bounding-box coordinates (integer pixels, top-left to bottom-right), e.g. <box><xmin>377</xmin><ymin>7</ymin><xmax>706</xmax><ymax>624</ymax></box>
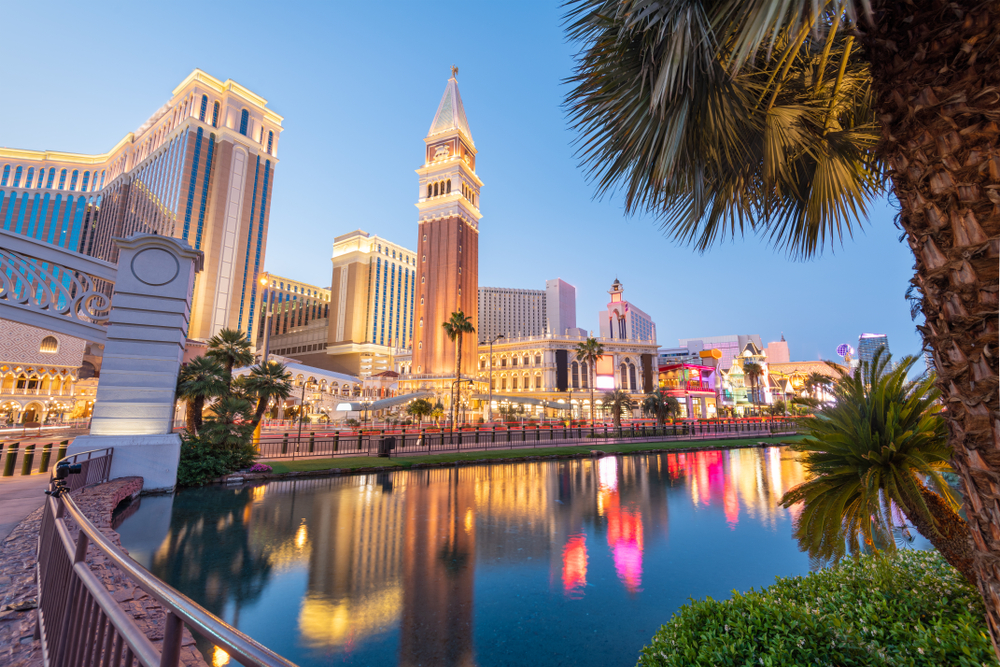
<box><xmin>677</xmin><ymin>334</ymin><xmax>764</xmax><ymax>371</ymax></box>
<box><xmin>0</xmin><ymin>69</ymin><xmax>283</xmax><ymax>341</ymax></box>
<box><xmin>411</xmin><ymin>70</ymin><xmax>482</xmax><ymax>387</ymax></box>
<box><xmin>325</xmin><ymin>230</ymin><xmax>416</xmax><ymax>378</ymax></box>
<box><xmin>254</xmin><ymin>274</ymin><xmax>330</xmax><ymax>364</ymax></box>
<box><xmin>598</xmin><ymin>280</ymin><xmax>656</xmax><ymax>343</ymax></box>
<box><xmin>857</xmin><ymin>332</ymin><xmax>890</xmax><ymax>363</ymax></box>
<box><xmin>477</xmin><ymin>278</ymin><xmax>578</xmax><ymax>342</ymax></box>
<box><xmin>657</xmin><ymin>362</ymin><xmax>719</xmax><ymax>418</ymax></box>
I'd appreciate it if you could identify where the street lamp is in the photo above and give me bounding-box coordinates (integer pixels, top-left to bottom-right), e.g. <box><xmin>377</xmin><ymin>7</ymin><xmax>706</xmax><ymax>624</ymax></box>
<box><xmin>481</xmin><ymin>334</ymin><xmax>504</xmax><ymax>423</ymax></box>
<box><xmin>259</xmin><ymin>273</ymin><xmax>274</xmax><ymax>363</ymax></box>
<box><xmin>451</xmin><ymin>379</ymin><xmax>474</xmax><ymax>429</ymax></box>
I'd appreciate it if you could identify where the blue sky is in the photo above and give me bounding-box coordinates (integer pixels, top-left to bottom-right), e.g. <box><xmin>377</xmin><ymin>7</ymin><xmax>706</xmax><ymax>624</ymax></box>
<box><xmin>0</xmin><ymin>0</ymin><xmax>922</xmax><ymax>362</ymax></box>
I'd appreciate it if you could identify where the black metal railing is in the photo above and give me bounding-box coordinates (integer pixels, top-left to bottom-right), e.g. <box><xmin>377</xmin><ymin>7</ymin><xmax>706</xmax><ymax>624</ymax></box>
<box><xmin>255</xmin><ymin>419</ymin><xmax>800</xmax><ymax>460</ymax></box>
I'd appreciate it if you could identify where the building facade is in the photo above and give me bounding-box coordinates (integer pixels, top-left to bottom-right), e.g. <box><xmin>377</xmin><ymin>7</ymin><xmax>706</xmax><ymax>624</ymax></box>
<box><xmin>677</xmin><ymin>334</ymin><xmax>764</xmax><ymax>371</ymax></box>
<box><xmin>0</xmin><ymin>69</ymin><xmax>283</xmax><ymax>341</ymax></box>
<box><xmin>255</xmin><ymin>275</ymin><xmax>330</xmax><ymax>363</ymax></box>
<box><xmin>324</xmin><ymin>230</ymin><xmax>417</xmax><ymax>378</ymax></box>
<box><xmin>478</xmin><ymin>287</ymin><xmax>546</xmax><ymax>341</ymax></box>
<box><xmin>411</xmin><ymin>70</ymin><xmax>482</xmax><ymax>387</ymax></box>
<box><xmin>545</xmin><ymin>278</ymin><xmax>577</xmax><ymax>336</ymax></box>
<box><xmin>857</xmin><ymin>333</ymin><xmax>890</xmax><ymax>363</ymax></box>
<box><xmin>598</xmin><ymin>280</ymin><xmax>656</xmax><ymax>343</ymax></box>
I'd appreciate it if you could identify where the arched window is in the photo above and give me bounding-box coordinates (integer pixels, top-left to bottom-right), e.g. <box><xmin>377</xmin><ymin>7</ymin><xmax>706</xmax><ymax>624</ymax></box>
<box><xmin>620</xmin><ymin>364</ymin><xmax>628</xmax><ymax>388</ymax></box>
<box><xmin>500</xmin><ymin>377</ymin><xmax>507</xmax><ymax>391</ymax></box>
<box><xmin>12</xmin><ymin>166</ymin><xmax>22</xmax><ymax>188</ymax></box>
<box><xmin>58</xmin><ymin>169</ymin><xmax>67</xmax><ymax>189</ymax></box>
<box><xmin>239</xmin><ymin>109</ymin><xmax>250</xmax><ymax>136</ymax></box>
<box><xmin>39</xmin><ymin>336</ymin><xmax>58</xmax><ymax>353</ymax></box>
<box><xmin>199</xmin><ymin>95</ymin><xmax>208</xmax><ymax>122</ymax></box>
<box><xmin>25</xmin><ymin>167</ymin><xmax>34</xmax><ymax>189</ymax></box>
<box><xmin>629</xmin><ymin>363</ymin><xmax>637</xmax><ymax>391</ymax></box>
<box><xmin>501</xmin><ymin>357</ymin><xmax>507</xmax><ymax>367</ymax></box>
<box><xmin>99</xmin><ymin>170</ymin><xmax>106</xmax><ymax>189</ymax></box>
<box><xmin>81</xmin><ymin>171</ymin><xmax>90</xmax><ymax>192</ymax></box>
<box><xmin>581</xmin><ymin>362</ymin><xmax>589</xmax><ymax>388</ymax></box>
<box><xmin>446</xmin><ymin>179</ymin><xmax>451</xmax><ymax>194</ymax></box>
<box><xmin>35</xmin><ymin>168</ymin><xmax>45</xmax><ymax>189</ymax></box>
<box><xmin>571</xmin><ymin>362</ymin><xmax>579</xmax><ymax>388</ymax></box>
<box><xmin>48</xmin><ymin>169</ymin><xmax>57</xmax><ymax>188</ymax></box>
<box><xmin>535</xmin><ymin>375</ymin><xmax>541</xmax><ymax>389</ymax></box>
<box><xmin>1</xmin><ymin>165</ymin><xmax>9</xmax><ymax>186</ymax></box>
<box><xmin>512</xmin><ymin>376</ymin><xmax>518</xmax><ymax>390</ymax></box>
<box><xmin>535</xmin><ymin>354</ymin><xmax>542</xmax><ymax>365</ymax></box>
<box><xmin>267</xmin><ymin>131</ymin><xmax>274</xmax><ymax>155</ymax></box>
<box><xmin>427</xmin><ymin>184</ymin><xmax>432</xmax><ymax>198</ymax></box>
<box><xmin>433</xmin><ymin>182</ymin><xmax>438</xmax><ymax>197</ymax></box>
<box><xmin>212</xmin><ymin>102</ymin><xmax>220</xmax><ymax>128</ymax></box>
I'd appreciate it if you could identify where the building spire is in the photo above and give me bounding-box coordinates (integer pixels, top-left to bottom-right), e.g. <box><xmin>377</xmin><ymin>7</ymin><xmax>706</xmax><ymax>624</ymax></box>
<box><xmin>451</xmin><ymin>64</ymin><xmax>459</xmax><ymax>78</ymax></box>
<box><xmin>428</xmin><ymin>71</ymin><xmax>473</xmax><ymax>143</ymax></box>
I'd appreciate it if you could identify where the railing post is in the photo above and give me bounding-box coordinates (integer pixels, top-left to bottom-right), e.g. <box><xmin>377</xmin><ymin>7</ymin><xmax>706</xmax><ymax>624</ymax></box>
<box><xmin>309</xmin><ymin>432</ymin><xmax>315</xmax><ymax>454</ymax></box>
<box><xmin>160</xmin><ymin>611</ymin><xmax>184</xmax><ymax>667</ymax></box>
<box><xmin>333</xmin><ymin>432</ymin><xmax>339</xmax><ymax>453</ymax></box>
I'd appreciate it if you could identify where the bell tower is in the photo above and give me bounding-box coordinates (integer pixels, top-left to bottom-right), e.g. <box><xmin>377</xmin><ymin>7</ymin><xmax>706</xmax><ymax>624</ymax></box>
<box><xmin>411</xmin><ymin>68</ymin><xmax>482</xmax><ymax>381</ymax></box>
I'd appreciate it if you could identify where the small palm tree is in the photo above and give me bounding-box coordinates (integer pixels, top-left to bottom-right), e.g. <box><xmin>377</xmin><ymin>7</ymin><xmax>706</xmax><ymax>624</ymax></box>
<box><xmin>206</xmin><ymin>328</ymin><xmax>254</xmax><ymax>380</ymax></box>
<box><xmin>243</xmin><ymin>361</ymin><xmax>294</xmax><ymax>429</ymax></box>
<box><xmin>442</xmin><ymin>311</ymin><xmax>475</xmax><ymax>427</ymax></box>
<box><xmin>780</xmin><ymin>350</ymin><xmax>975</xmax><ymax>584</ymax></box>
<box><xmin>575</xmin><ymin>337</ymin><xmax>604</xmax><ymax>427</ymax></box>
<box><xmin>742</xmin><ymin>361</ymin><xmax>764</xmax><ymax>414</ymax></box>
<box><xmin>176</xmin><ymin>356</ymin><xmax>228</xmax><ymax>435</ymax></box>
<box><xmin>200</xmin><ymin>396</ymin><xmax>255</xmax><ymax>451</ymax></box>
<box><xmin>643</xmin><ymin>389</ymin><xmax>679</xmax><ymax>427</ymax></box>
<box><xmin>406</xmin><ymin>398</ymin><xmax>433</xmax><ymax>425</ymax></box>
<box><xmin>602</xmin><ymin>389</ymin><xmax>634</xmax><ymax>430</ymax></box>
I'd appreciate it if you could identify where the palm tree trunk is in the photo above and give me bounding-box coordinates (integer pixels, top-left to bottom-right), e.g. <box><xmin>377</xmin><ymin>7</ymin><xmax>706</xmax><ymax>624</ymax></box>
<box><xmin>191</xmin><ymin>396</ymin><xmax>205</xmax><ymax>434</ymax></box>
<box><xmin>251</xmin><ymin>397</ymin><xmax>268</xmax><ymax>430</ymax></box>
<box><xmin>453</xmin><ymin>335</ymin><xmax>462</xmax><ymax>427</ymax></box>
<box><xmin>900</xmin><ymin>485</ymin><xmax>978</xmax><ymax>586</ymax></box>
<box><xmin>866</xmin><ymin>0</ymin><xmax>1000</xmax><ymax>652</ymax></box>
<box><xmin>589</xmin><ymin>366</ymin><xmax>595</xmax><ymax>427</ymax></box>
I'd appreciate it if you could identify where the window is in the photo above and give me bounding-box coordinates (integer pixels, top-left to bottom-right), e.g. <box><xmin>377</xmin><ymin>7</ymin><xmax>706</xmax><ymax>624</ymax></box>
<box><xmin>81</xmin><ymin>171</ymin><xmax>90</xmax><ymax>192</ymax></box>
<box><xmin>48</xmin><ymin>169</ymin><xmax>57</xmax><ymax>188</ymax></box>
<box><xmin>239</xmin><ymin>109</ymin><xmax>250</xmax><ymax>136</ymax></box>
<box><xmin>423</xmin><ymin>234</ymin><xmax>427</xmax><ymax>242</ymax></box>
<box><xmin>199</xmin><ymin>95</ymin><xmax>208</xmax><ymax>122</ymax></box>
<box><xmin>212</xmin><ymin>102</ymin><xmax>220</xmax><ymax>128</ymax></box>
<box><xmin>0</xmin><ymin>165</ymin><xmax>8</xmax><ymax>186</ymax></box>
<box><xmin>58</xmin><ymin>169</ymin><xmax>67</xmax><ymax>189</ymax></box>
<box><xmin>535</xmin><ymin>354</ymin><xmax>541</xmax><ymax>365</ymax></box>
<box><xmin>501</xmin><ymin>377</ymin><xmax>507</xmax><ymax>391</ymax></box>
<box><xmin>69</xmin><ymin>170</ymin><xmax>79</xmax><ymax>191</ymax></box>
<box><xmin>571</xmin><ymin>362</ymin><xmax>579</xmax><ymax>388</ymax></box>
<box><xmin>427</xmin><ymin>185</ymin><xmax>432</xmax><ymax>198</ymax></box>
<box><xmin>535</xmin><ymin>375</ymin><xmax>542</xmax><ymax>389</ymax></box>
<box><xmin>12</xmin><ymin>166</ymin><xmax>22</xmax><ymax>188</ymax></box>
<box><xmin>422</xmin><ymin>256</ymin><xmax>426</xmax><ymax>262</ymax></box>
<box><xmin>35</xmin><ymin>168</ymin><xmax>45</xmax><ymax>189</ymax></box>
<box><xmin>267</xmin><ymin>131</ymin><xmax>274</xmax><ymax>155</ymax></box>
<box><xmin>501</xmin><ymin>358</ymin><xmax>507</xmax><ymax>367</ymax></box>
<box><xmin>25</xmin><ymin>168</ymin><xmax>34</xmax><ymax>188</ymax></box>
<box><xmin>446</xmin><ymin>179</ymin><xmax>451</xmax><ymax>193</ymax></box>
<box><xmin>512</xmin><ymin>376</ymin><xmax>518</xmax><ymax>390</ymax></box>
<box><xmin>512</xmin><ymin>357</ymin><xmax>517</xmax><ymax>367</ymax></box>
<box><xmin>39</xmin><ymin>336</ymin><xmax>58</xmax><ymax>353</ymax></box>
<box><xmin>581</xmin><ymin>362</ymin><xmax>589</xmax><ymax>388</ymax></box>
<box><xmin>99</xmin><ymin>170</ymin><xmax>105</xmax><ymax>189</ymax></box>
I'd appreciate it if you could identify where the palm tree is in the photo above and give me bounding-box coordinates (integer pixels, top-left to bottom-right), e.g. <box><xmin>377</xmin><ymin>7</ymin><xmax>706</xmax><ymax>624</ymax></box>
<box><xmin>564</xmin><ymin>0</ymin><xmax>999</xmax><ymax>636</ymax></box>
<box><xmin>780</xmin><ymin>350</ymin><xmax>975</xmax><ymax>584</ymax></box>
<box><xmin>742</xmin><ymin>361</ymin><xmax>764</xmax><ymax>415</ymax></box>
<box><xmin>176</xmin><ymin>356</ymin><xmax>228</xmax><ymax>435</ymax></box>
<box><xmin>643</xmin><ymin>389</ymin><xmax>680</xmax><ymax>427</ymax></box>
<box><xmin>602</xmin><ymin>389</ymin><xmax>634</xmax><ymax>430</ymax></box>
<box><xmin>242</xmin><ymin>361</ymin><xmax>294</xmax><ymax>429</ymax></box>
<box><xmin>199</xmin><ymin>396</ymin><xmax>255</xmax><ymax>451</ymax></box>
<box><xmin>206</xmin><ymin>328</ymin><xmax>255</xmax><ymax>380</ymax></box>
<box><xmin>804</xmin><ymin>372</ymin><xmax>834</xmax><ymax>400</ymax></box>
<box><xmin>406</xmin><ymin>398</ymin><xmax>433</xmax><ymax>425</ymax></box>
<box><xmin>575</xmin><ymin>337</ymin><xmax>604</xmax><ymax>427</ymax></box>
<box><xmin>442</xmin><ymin>311</ymin><xmax>475</xmax><ymax>427</ymax></box>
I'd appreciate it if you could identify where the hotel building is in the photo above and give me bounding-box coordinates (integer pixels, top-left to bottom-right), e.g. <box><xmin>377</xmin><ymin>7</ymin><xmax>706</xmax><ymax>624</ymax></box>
<box><xmin>599</xmin><ymin>280</ymin><xmax>656</xmax><ymax>343</ymax></box>
<box><xmin>857</xmin><ymin>333</ymin><xmax>890</xmax><ymax>363</ymax></box>
<box><xmin>478</xmin><ymin>278</ymin><xmax>578</xmax><ymax>342</ymax></box>
<box><xmin>0</xmin><ymin>69</ymin><xmax>283</xmax><ymax>341</ymax></box>
<box><xmin>325</xmin><ymin>230</ymin><xmax>417</xmax><ymax>378</ymax></box>
<box><xmin>255</xmin><ymin>275</ymin><xmax>330</xmax><ymax>363</ymax></box>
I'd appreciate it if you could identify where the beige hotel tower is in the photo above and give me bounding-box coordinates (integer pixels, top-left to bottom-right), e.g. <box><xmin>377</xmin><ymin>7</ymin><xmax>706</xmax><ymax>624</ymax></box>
<box><xmin>410</xmin><ymin>68</ymin><xmax>482</xmax><ymax>390</ymax></box>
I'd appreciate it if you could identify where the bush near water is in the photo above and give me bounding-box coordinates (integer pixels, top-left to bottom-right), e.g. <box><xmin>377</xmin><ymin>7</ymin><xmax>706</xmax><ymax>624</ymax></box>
<box><xmin>176</xmin><ymin>436</ymin><xmax>256</xmax><ymax>487</ymax></box>
<box><xmin>637</xmin><ymin>550</ymin><xmax>993</xmax><ymax>667</ymax></box>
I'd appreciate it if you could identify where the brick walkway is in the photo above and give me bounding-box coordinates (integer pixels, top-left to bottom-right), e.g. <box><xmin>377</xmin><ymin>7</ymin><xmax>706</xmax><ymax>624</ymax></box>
<box><xmin>0</xmin><ymin>478</ymin><xmax>207</xmax><ymax>667</ymax></box>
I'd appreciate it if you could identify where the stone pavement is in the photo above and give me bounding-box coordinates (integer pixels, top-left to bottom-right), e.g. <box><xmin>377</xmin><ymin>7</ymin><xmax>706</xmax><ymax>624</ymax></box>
<box><xmin>0</xmin><ymin>474</ymin><xmax>51</xmax><ymax>542</ymax></box>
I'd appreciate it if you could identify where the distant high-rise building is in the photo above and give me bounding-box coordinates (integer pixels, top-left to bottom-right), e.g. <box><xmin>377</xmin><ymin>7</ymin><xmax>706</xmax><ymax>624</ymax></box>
<box><xmin>477</xmin><ymin>278</ymin><xmax>577</xmax><ymax>342</ymax></box>
<box><xmin>255</xmin><ymin>275</ymin><xmax>330</xmax><ymax>366</ymax></box>
<box><xmin>0</xmin><ymin>69</ymin><xmax>283</xmax><ymax>341</ymax></box>
<box><xmin>676</xmin><ymin>334</ymin><xmax>764</xmax><ymax>371</ymax></box>
<box><xmin>857</xmin><ymin>333</ymin><xmax>890</xmax><ymax>363</ymax></box>
<box><xmin>545</xmin><ymin>278</ymin><xmax>577</xmax><ymax>336</ymax></box>
<box><xmin>765</xmin><ymin>335</ymin><xmax>790</xmax><ymax>364</ymax></box>
<box><xmin>325</xmin><ymin>230</ymin><xmax>417</xmax><ymax>378</ymax></box>
<box><xmin>598</xmin><ymin>280</ymin><xmax>656</xmax><ymax>343</ymax></box>
<box><xmin>478</xmin><ymin>287</ymin><xmax>546</xmax><ymax>341</ymax></box>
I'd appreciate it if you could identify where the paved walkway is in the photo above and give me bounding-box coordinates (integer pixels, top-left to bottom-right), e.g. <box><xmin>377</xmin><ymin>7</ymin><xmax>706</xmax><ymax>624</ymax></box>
<box><xmin>0</xmin><ymin>436</ymin><xmax>75</xmax><ymax>542</ymax></box>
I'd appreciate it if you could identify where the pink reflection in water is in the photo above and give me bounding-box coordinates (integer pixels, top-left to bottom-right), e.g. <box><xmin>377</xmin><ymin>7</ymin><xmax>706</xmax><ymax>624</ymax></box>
<box><xmin>561</xmin><ymin>533</ymin><xmax>588</xmax><ymax>599</ymax></box>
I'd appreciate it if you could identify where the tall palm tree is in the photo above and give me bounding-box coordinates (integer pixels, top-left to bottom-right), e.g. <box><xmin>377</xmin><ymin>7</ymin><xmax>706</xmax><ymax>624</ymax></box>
<box><xmin>575</xmin><ymin>337</ymin><xmax>604</xmax><ymax>427</ymax></box>
<box><xmin>780</xmin><ymin>350</ymin><xmax>975</xmax><ymax>584</ymax></box>
<box><xmin>176</xmin><ymin>356</ymin><xmax>228</xmax><ymax>435</ymax></box>
<box><xmin>565</xmin><ymin>0</ymin><xmax>1000</xmax><ymax>640</ymax></box>
<box><xmin>207</xmin><ymin>328</ymin><xmax>255</xmax><ymax>382</ymax></box>
<box><xmin>602</xmin><ymin>389</ymin><xmax>634</xmax><ymax>430</ymax></box>
<box><xmin>242</xmin><ymin>361</ymin><xmax>294</xmax><ymax>429</ymax></box>
<box><xmin>442</xmin><ymin>311</ymin><xmax>475</xmax><ymax>427</ymax></box>
<box><xmin>643</xmin><ymin>389</ymin><xmax>680</xmax><ymax>427</ymax></box>
<box><xmin>742</xmin><ymin>361</ymin><xmax>764</xmax><ymax>414</ymax></box>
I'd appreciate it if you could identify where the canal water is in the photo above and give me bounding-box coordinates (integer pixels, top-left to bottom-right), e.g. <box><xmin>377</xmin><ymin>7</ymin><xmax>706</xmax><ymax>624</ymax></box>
<box><xmin>116</xmin><ymin>447</ymin><xmax>824</xmax><ymax>666</ymax></box>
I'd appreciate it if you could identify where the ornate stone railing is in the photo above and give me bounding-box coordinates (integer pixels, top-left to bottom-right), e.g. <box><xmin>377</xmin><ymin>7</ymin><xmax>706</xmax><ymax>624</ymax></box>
<box><xmin>0</xmin><ymin>229</ymin><xmax>117</xmax><ymax>344</ymax></box>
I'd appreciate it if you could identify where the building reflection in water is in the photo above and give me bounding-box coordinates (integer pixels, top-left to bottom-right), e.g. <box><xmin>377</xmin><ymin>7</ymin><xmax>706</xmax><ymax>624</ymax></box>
<box><xmin>127</xmin><ymin>447</ymin><xmax>808</xmax><ymax>666</ymax></box>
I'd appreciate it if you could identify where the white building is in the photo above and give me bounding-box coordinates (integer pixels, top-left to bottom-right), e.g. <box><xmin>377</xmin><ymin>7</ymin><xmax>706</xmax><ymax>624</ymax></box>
<box><xmin>478</xmin><ymin>278</ymin><xmax>578</xmax><ymax>342</ymax></box>
<box><xmin>598</xmin><ymin>280</ymin><xmax>656</xmax><ymax>343</ymax></box>
<box><xmin>545</xmin><ymin>278</ymin><xmax>577</xmax><ymax>336</ymax></box>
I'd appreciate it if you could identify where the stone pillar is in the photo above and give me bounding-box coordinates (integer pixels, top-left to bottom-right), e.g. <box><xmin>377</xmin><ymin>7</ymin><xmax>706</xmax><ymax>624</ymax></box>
<box><xmin>69</xmin><ymin>235</ymin><xmax>203</xmax><ymax>492</ymax></box>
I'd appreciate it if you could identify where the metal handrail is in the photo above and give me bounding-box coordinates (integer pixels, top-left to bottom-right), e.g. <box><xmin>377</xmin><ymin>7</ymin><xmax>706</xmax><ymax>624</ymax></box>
<box><xmin>37</xmin><ymin>449</ymin><xmax>299</xmax><ymax>667</ymax></box>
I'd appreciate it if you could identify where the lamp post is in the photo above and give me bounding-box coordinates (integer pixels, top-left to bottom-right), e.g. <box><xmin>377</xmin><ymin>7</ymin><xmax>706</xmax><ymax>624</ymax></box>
<box><xmin>259</xmin><ymin>273</ymin><xmax>274</xmax><ymax>363</ymax></box>
<box><xmin>481</xmin><ymin>334</ymin><xmax>504</xmax><ymax>423</ymax></box>
<box><xmin>451</xmin><ymin>379</ymin><xmax>473</xmax><ymax>429</ymax></box>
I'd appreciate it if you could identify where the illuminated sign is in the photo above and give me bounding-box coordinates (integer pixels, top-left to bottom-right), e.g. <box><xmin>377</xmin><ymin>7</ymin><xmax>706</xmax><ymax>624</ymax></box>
<box><xmin>595</xmin><ymin>355</ymin><xmax>615</xmax><ymax>389</ymax></box>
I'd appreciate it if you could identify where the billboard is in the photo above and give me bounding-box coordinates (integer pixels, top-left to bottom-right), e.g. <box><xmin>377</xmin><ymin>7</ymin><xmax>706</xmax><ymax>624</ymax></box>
<box><xmin>595</xmin><ymin>355</ymin><xmax>615</xmax><ymax>389</ymax></box>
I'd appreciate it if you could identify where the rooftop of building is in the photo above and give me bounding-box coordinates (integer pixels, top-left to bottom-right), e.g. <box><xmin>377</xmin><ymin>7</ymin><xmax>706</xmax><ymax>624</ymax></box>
<box><xmin>428</xmin><ymin>69</ymin><xmax>474</xmax><ymax>145</ymax></box>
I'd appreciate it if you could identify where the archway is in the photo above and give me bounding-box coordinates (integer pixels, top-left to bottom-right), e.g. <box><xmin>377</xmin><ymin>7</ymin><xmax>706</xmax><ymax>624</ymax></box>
<box><xmin>22</xmin><ymin>402</ymin><xmax>43</xmax><ymax>424</ymax></box>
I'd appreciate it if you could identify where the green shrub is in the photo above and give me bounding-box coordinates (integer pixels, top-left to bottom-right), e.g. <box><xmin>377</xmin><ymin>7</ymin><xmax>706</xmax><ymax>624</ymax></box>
<box><xmin>176</xmin><ymin>436</ymin><xmax>256</xmax><ymax>487</ymax></box>
<box><xmin>637</xmin><ymin>550</ymin><xmax>992</xmax><ymax>667</ymax></box>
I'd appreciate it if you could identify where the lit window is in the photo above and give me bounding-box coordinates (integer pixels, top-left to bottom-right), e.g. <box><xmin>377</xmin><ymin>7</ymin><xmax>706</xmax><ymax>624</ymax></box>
<box><xmin>199</xmin><ymin>95</ymin><xmax>208</xmax><ymax>122</ymax></box>
<box><xmin>39</xmin><ymin>336</ymin><xmax>58</xmax><ymax>354</ymax></box>
<box><xmin>212</xmin><ymin>102</ymin><xmax>220</xmax><ymax>128</ymax></box>
<box><xmin>239</xmin><ymin>109</ymin><xmax>249</xmax><ymax>136</ymax></box>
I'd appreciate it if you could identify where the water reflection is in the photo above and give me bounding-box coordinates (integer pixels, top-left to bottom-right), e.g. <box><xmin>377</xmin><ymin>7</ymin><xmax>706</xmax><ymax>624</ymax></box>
<box><xmin>118</xmin><ymin>447</ymin><xmax>817</xmax><ymax>667</ymax></box>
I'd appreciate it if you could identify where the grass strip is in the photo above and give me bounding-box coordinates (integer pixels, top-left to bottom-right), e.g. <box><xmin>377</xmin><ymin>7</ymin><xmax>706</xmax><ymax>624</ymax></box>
<box><xmin>264</xmin><ymin>435</ymin><xmax>804</xmax><ymax>474</ymax></box>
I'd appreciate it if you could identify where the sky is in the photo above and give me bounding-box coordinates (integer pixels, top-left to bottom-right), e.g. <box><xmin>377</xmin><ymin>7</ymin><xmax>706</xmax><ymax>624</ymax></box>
<box><xmin>0</xmin><ymin>0</ymin><xmax>923</xmax><ymax>363</ymax></box>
